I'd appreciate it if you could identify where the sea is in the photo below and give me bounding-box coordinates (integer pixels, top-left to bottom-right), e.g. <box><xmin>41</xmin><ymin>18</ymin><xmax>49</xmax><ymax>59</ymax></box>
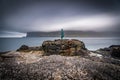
<box><xmin>0</xmin><ymin>37</ymin><xmax>120</xmax><ymax>52</ymax></box>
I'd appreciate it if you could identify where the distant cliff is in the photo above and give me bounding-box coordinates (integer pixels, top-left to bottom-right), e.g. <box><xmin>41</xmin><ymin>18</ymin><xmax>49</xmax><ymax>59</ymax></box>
<box><xmin>27</xmin><ymin>31</ymin><xmax>120</xmax><ymax>37</ymax></box>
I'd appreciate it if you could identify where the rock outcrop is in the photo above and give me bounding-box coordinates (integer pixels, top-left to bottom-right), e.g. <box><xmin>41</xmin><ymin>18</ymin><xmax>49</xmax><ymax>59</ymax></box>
<box><xmin>0</xmin><ymin>40</ymin><xmax>120</xmax><ymax>80</ymax></box>
<box><xmin>42</xmin><ymin>39</ymin><xmax>87</xmax><ymax>56</ymax></box>
<box><xmin>17</xmin><ymin>39</ymin><xmax>87</xmax><ymax>56</ymax></box>
<box><xmin>96</xmin><ymin>45</ymin><xmax>120</xmax><ymax>59</ymax></box>
<box><xmin>17</xmin><ymin>45</ymin><xmax>29</xmax><ymax>51</ymax></box>
<box><xmin>109</xmin><ymin>45</ymin><xmax>120</xmax><ymax>58</ymax></box>
<box><xmin>17</xmin><ymin>45</ymin><xmax>42</xmax><ymax>51</ymax></box>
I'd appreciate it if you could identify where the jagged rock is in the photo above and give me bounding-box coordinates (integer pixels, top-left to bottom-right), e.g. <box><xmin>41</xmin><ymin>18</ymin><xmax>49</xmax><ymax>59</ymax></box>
<box><xmin>17</xmin><ymin>39</ymin><xmax>87</xmax><ymax>56</ymax></box>
<box><xmin>42</xmin><ymin>39</ymin><xmax>87</xmax><ymax>56</ymax></box>
<box><xmin>17</xmin><ymin>45</ymin><xmax>29</xmax><ymax>51</ymax></box>
<box><xmin>17</xmin><ymin>45</ymin><xmax>42</xmax><ymax>51</ymax></box>
<box><xmin>109</xmin><ymin>45</ymin><xmax>120</xmax><ymax>58</ymax></box>
<box><xmin>16</xmin><ymin>39</ymin><xmax>88</xmax><ymax>56</ymax></box>
<box><xmin>98</xmin><ymin>47</ymin><xmax>110</xmax><ymax>51</ymax></box>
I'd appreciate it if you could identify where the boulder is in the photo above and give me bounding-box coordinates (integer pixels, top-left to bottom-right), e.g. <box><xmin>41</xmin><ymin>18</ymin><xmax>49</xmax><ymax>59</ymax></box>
<box><xmin>109</xmin><ymin>45</ymin><xmax>120</xmax><ymax>58</ymax></box>
<box><xmin>42</xmin><ymin>39</ymin><xmax>87</xmax><ymax>56</ymax></box>
<box><xmin>17</xmin><ymin>45</ymin><xmax>42</xmax><ymax>51</ymax></box>
<box><xmin>17</xmin><ymin>45</ymin><xmax>29</xmax><ymax>51</ymax></box>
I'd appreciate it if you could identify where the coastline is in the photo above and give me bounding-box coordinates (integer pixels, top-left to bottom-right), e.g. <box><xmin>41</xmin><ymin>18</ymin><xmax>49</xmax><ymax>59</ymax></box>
<box><xmin>0</xmin><ymin>37</ymin><xmax>120</xmax><ymax>52</ymax></box>
<box><xmin>0</xmin><ymin>39</ymin><xmax>120</xmax><ymax>80</ymax></box>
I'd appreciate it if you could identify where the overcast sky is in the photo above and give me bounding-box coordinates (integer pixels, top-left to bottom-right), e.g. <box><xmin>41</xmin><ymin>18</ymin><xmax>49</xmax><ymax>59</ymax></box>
<box><xmin>0</xmin><ymin>0</ymin><xmax>120</xmax><ymax>37</ymax></box>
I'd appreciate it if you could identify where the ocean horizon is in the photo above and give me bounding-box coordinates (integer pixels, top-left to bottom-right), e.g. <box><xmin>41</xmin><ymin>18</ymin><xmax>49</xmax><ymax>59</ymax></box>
<box><xmin>0</xmin><ymin>37</ymin><xmax>120</xmax><ymax>52</ymax></box>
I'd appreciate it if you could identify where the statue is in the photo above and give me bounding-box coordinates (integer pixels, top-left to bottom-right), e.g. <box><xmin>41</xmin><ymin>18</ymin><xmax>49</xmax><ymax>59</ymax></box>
<box><xmin>61</xmin><ymin>29</ymin><xmax>64</xmax><ymax>39</ymax></box>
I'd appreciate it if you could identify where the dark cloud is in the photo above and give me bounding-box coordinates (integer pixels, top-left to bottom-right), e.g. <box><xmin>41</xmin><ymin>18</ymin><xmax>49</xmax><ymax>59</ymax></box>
<box><xmin>0</xmin><ymin>0</ymin><xmax>120</xmax><ymax>34</ymax></box>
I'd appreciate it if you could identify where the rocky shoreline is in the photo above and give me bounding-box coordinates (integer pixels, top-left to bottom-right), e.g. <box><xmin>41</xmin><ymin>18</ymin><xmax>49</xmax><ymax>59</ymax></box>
<box><xmin>0</xmin><ymin>39</ymin><xmax>120</xmax><ymax>80</ymax></box>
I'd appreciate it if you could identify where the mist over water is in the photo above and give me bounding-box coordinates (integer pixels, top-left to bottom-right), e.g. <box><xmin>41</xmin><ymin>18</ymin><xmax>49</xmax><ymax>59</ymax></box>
<box><xmin>0</xmin><ymin>37</ymin><xmax>120</xmax><ymax>52</ymax></box>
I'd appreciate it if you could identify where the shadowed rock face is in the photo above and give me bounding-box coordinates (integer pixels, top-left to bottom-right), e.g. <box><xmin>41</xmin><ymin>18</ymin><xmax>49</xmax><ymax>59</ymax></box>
<box><xmin>17</xmin><ymin>45</ymin><xmax>42</xmax><ymax>51</ymax></box>
<box><xmin>109</xmin><ymin>45</ymin><xmax>120</xmax><ymax>58</ymax></box>
<box><xmin>17</xmin><ymin>45</ymin><xmax>29</xmax><ymax>51</ymax></box>
<box><xmin>42</xmin><ymin>39</ymin><xmax>87</xmax><ymax>56</ymax></box>
<box><xmin>96</xmin><ymin>45</ymin><xmax>120</xmax><ymax>59</ymax></box>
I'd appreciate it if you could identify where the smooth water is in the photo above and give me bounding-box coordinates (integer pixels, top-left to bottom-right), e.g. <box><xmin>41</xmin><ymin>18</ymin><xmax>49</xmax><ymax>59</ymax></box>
<box><xmin>0</xmin><ymin>37</ymin><xmax>120</xmax><ymax>52</ymax></box>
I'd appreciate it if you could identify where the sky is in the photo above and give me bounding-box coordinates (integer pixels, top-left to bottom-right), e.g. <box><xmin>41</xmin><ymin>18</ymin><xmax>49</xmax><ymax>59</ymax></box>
<box><xmin>0</xmin><ymin>0</ymin><xmax>120</xmax><ymax>37</ymax></box>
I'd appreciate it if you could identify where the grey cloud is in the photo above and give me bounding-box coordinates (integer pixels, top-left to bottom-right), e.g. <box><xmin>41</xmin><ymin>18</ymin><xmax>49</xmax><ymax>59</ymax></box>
<box><xmin>0</xmin><ymin>0</ymin><xmax>120</xmax><ymax>33</ymax></box>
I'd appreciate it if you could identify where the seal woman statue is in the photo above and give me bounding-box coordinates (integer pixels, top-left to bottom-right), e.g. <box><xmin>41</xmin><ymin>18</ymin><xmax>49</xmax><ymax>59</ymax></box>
<box><xmin>61</xmin><ymin>29</ymin><xmax>64</xmax><ymax>39</ymax></box>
